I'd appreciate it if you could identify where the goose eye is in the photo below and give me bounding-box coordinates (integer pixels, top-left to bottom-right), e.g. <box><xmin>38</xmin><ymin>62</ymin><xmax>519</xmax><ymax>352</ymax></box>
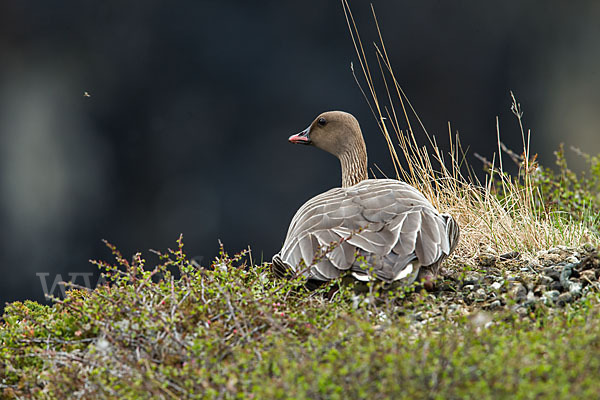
<box><xmin>317</xmin><ymin>117</ymin><xmax>327</xmax><ymax>126</ymax></box>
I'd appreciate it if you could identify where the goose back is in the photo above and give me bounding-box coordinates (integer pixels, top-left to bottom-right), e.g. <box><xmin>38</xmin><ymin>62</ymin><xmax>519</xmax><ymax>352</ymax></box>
<box><xmin>272</xmin><ymin>178</ymin><xmax>459</xmax><ymax>285</ymax></box>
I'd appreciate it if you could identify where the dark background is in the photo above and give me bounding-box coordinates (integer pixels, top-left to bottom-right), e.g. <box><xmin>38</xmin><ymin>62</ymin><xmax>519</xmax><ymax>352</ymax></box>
<box><xmin>1</xmin><ymin>1</ymin><xmax>599</xmax><ymax>309</ymax></box>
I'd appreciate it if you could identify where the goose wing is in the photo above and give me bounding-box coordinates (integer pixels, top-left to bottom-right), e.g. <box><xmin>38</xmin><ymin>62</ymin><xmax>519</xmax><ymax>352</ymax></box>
<box><xmin>273</xmin><ymin>179</ymin><xmax>458</xmax><ymax>284</ymax></box>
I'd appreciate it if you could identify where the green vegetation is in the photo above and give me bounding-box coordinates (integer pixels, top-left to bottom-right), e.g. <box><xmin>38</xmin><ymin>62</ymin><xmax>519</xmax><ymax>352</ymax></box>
<box><xmin>2</xmin><ymin>236</ymin><xmax>600</xmax><ymax>399</ymax></box>
<box><xmin>533</xmin><ymin>144</ymin><xmax>600</xmax><ymax>221</ymax></box>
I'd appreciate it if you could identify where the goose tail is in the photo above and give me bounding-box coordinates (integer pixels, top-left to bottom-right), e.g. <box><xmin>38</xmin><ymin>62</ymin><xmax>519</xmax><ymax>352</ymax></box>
<box><xmin>442</xmin><ymin>213</ymin><xmax>460</xmax><ymax>255</ymax></box>
<box><xmin>271</xmin><ymin>253</ymin><xmax>294</xmax><ymax>278</ymax></box>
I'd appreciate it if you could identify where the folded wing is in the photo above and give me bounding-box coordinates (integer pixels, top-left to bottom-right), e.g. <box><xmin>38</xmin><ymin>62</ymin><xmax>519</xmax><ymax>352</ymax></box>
<box><xmin>272</xmin><ymin>179</ymin><xmax>459</xmax><ymax>285</ymax></box>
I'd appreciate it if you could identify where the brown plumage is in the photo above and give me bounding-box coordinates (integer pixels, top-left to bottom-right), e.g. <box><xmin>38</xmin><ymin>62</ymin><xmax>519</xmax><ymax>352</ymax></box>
<box><xmin>272</xmin><ymin>111</ymin><xmax>459</xmax><ymax>288</ymax></box>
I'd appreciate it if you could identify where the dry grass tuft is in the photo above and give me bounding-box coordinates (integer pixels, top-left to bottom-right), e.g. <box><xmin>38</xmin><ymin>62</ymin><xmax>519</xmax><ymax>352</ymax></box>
<box><xmin>342</xmin><ymin>0</ymin><xmax>599</xmax><ymax>260</ymax></box>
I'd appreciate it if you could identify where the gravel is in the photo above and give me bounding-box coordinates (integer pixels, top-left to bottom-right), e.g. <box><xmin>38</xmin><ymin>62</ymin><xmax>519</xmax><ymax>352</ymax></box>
<box><xmin>410</xmin><ymin>243</ymin><xmax>600</xmax><ymax>324</ymax></box>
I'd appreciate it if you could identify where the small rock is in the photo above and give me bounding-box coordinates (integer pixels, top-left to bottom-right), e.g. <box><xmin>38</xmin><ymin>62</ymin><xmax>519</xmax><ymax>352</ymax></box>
<box><xmin>499</xmin><ymin>251</ymin><xmax>520</xmax><ymax>260</ymax></box>
<box><xmin>543</xmin><ymin>290</ymin><xmax>560</xmax><ymax>305</ymax></box>
<box><xmin>463</xmin><ymin>284</ymin><xmax>475</xmax><ymax>291</ymax></box>
<box><xmin>543</xmin><ymin>267</ymin><xmax>561</xmax><ymax>280</ymax></box>
<box><xmin>447</xmin><ymin>304</ymin><xmax>459</xmax><ymax>312</ymax></box>
<box><xmin>463</xmin><ymin>274</ymin><xmax>481</xmax><ymax>285</ymax></box>
<box><xmin>478</xmin><ymin>254</ymin><xmax>497</xmax><ymax>267</ymax></box>
<box><xmin>475</xmin><ymin>288</ymin><xmax>487</xmax><ymax>300</ymax></box>
<box><xmin>509</xmin><ymin>283</ymin><xmax>527</xmax><ymax>303</ymax></box>
<box><xmin>489</xmin><ymin>300</ymin><xmax>502</xmax><ymax>310</ymax></box>
<box><xmin>527</xmin><ymin>258</ymin><xmax>541</xmax><ymax>268</ymax></box>
<box><xmin>566</xmin><ymin>255</ymin><xmax>579</xmax><ymax>264</ymax></box>
<box><xmin>548</xmin><ymin>246</ymin><xmax>565</xmax><ymax>254</ymax></box>
<box><xmin>539</xmin><ymin>253</ymin><xmax>562</xmax><ymax>266</ymax></box>
<box><xmin>533</xmin><ymin>285</ymin><xmax>546</xmax><ymax>297</ymax></box>
<box><xmin>580</xmin><ymin>270</ymin><xmax>596</xmax><ymax>283</ymax></box>
<box><xmin>538</xmin><ymin>275</ymin><xmax>554</xmax><ymax>285</ymax></box>
<box><xmin>570</xmin><ymin>269</ymin><xmax>581</xmax><ymax>279</ymax></box>
<box><xmin>568</xmin><ymin>282</ymin><xmax>582</xmax><ymax>296</ymax></box>
<box><xmin>580</xmin><ymin>254</ymin><xmax>600</xmax><ymax>271</ymax></box>
<box><xmin>556</xmin><ymin>292</ymin><xmax>573</xmax><ymax>307</ymax></box>
<box><xmin>515</xmin><ymin>306</ymin><xmax>529</xmax><ymax>317</ymax></box>
<box><xmin>560</xmin><ymin>263</ymin><xmax>580</xmax><ymax>293</ymax></box>
<box><xmin>491</xmin><ymin>281</ymin><xmax>503</xmax><ymax>291</ymax></box>
<box><xmin>549</xmin><ymin>281</ymin><xmax>563</xmax><ymax>291</ymax></box>
<box><xmin>536</xmin><ymin>249</ymin><xmax>548</xmax><ymax>257</ymax></box>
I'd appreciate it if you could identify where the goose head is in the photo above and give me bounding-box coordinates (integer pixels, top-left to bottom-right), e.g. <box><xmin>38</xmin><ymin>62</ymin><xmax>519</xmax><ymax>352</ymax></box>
<box><xmin>288</xmin><ymin>111</ymin><xmax>368</xmax><ymax>187</ymax></box>
<box><xmin>288</xmin><ymin>111</ymin><xmax>363</xmax><ymax>157</ymax></box>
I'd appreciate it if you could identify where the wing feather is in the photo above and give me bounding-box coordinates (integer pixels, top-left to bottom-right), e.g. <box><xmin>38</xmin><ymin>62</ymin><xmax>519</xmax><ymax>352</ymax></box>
<box><xmin>274</xmin><ymin>179</ymin><xmax>459</xmax><ymax>284</ymax></box>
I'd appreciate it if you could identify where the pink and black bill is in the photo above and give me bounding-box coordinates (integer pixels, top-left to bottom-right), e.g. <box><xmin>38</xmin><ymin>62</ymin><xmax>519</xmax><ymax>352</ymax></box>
<box><xmin>288</xmin><ymin>127</ymin><xmax>311</xmax><ymax>145</ymax></box>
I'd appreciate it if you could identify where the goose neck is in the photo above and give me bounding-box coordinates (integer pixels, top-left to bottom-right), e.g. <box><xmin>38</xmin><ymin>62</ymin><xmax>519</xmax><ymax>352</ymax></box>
<box><xmin>340</xmin><ymin>145</ymin><xmax>368</xmax><ymax>188</ymax></box>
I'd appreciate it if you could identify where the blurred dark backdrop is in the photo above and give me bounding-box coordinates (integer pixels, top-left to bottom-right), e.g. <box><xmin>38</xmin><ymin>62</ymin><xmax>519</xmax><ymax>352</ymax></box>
<box><xmin>1</xmin><ymin>1</ymin><xmax>599</xmax><ymax>309</ymax></box>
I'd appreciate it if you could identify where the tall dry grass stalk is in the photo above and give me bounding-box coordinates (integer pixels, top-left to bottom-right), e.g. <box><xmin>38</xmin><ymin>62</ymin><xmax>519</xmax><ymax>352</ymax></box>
<box><xmin>342</xmin><ymin>0</ymin><xmax>599</xmax><ymax>259</ymax></box>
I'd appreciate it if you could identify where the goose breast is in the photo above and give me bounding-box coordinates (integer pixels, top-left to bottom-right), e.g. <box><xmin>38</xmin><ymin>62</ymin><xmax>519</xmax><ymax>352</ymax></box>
<box><xmin>272</xmin><ymin>178</ymin><xmax>459</xmax><ymax>285</ymax></box>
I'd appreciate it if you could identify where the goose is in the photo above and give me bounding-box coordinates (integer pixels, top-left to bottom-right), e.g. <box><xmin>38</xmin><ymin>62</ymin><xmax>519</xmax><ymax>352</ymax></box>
<box><xmin>272</xmin><ymin>111</ymin><xmax>459</xmax><ymax>289</ymax></box>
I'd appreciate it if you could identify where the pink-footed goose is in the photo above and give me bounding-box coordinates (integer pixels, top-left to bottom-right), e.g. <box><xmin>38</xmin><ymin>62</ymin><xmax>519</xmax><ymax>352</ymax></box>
<box><xmin>272</xmin><ymin>111</ymin><xmax>459</xmax><ymax>289</ymax></box>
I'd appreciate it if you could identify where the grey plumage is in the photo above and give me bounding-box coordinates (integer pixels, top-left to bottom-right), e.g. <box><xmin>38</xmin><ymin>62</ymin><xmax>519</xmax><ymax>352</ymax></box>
<box><xmin>272</xmin><ymin>111</ymin><xmax>459</xmax><ymax>287</ymax></box>
<box><xmin>273</xmin><ymin>179</ymin><xmax>459</xmax><ymax>285</ymax></box>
